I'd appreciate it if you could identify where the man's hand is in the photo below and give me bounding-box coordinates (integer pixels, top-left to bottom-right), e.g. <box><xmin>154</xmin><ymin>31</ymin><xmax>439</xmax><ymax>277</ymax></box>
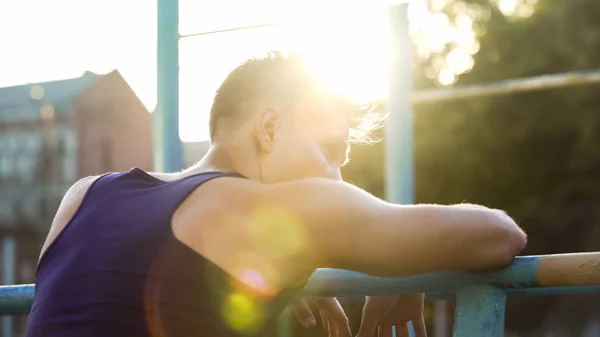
<box><xmin>357</xmin><ymin>294</ymin><xmax>427</xmax><ymax>337</ymax></box>
<box><xmin>291</xmin><ymin>298</ymin><xmax>352</xmax><ymax>337</ymax></box>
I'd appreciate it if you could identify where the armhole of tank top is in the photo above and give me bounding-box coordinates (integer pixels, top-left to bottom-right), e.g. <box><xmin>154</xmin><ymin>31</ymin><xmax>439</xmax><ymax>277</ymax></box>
<box><xmin>167</xmin><ymin>172</ymin><xmax>248</xmax><ymax>260</ymax></box>
<box><xmin>36</xmin><ymin>173</ymin><xmax>113</xmax><ymax>274</ymax></box>
<box><xmin>171</xmin><ymin>170</ymin><xmax>310</xmax><ymax>296</ymax></box>
<box><xmin>166</xmin><ymin>172</ymin><xmax>318</xmax><ymax>296</ymax></box>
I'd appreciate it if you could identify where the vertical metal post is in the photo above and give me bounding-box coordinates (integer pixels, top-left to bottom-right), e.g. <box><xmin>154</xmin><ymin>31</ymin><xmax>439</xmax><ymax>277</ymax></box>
<box><xmin>277</xmin><ymin>306</ymin><xmax>293</xmax><ymax>337</ymax></box>
<box><xmin>453</xmin><ymin>286</ymin><xmax>507</xmax><ymax>337</ymax></box>
<box><xmin>386</xmin><ymin>5</ymin><xmax>414</xmax><ymax>337</ymax></box>
<box><xmin>433</xmin><ymin>300</ymin><xmax>449</xmax><ymax>337</ymax></box>
<box><xmin>386</xmin><ymin>4</ymin><xmax>414</xmax><ymax>205</ymax></box>
<box><xmin>156</xmin><ymin>0</ymin><xmax>182</xmax><ymax>172</ymax></box>
<box><xmin>2</xmin><ymin>236</ymin><xmax>16</xmax><ymax>337</ymax></box>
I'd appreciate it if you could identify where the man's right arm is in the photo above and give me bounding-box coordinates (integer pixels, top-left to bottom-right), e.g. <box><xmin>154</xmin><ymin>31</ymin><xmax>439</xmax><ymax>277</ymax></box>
<box><xmin>197</xmin><ymin>177</ymin><xmax>527</xmax><ymax>278</ymax></box>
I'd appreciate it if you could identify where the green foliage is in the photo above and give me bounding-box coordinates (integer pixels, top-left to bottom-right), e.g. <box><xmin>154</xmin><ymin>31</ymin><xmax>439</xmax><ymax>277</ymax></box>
<box><xmin>344</xmin><ymin>0</ymin><xmax>600</xmax><ymax>257</ymax></box>
<box><xmin>343</xmin><ymin>1</ymin><xmax>600</xmax><ymax>334</ymax></box>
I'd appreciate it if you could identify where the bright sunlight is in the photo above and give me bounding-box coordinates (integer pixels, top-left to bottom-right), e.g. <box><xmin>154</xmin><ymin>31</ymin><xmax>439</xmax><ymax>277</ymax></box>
<box><xmin>0</xmin><ymin>0</ymin><xmax>539</xmax><ymax>141</ymax></box>
<box><xmin>179</xmin><ymin>10</ymin><xmax>391</xmax><ymax>141</ymax></box>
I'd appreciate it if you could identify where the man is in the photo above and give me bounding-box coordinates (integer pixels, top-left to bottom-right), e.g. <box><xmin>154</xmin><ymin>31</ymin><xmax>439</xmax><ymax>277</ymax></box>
<box><xmin>25</xmin><ymin>52</ymin><xmax>527</xmax><ymax>337</ymax></box>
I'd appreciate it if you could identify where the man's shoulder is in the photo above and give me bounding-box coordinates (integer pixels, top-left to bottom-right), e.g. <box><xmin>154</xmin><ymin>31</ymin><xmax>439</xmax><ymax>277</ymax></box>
<box><xmin>37</xmin><ymin>175</ymin><xmax>103</xmax><ymax>262</ymax></box>
<box><xmin>65</xmin><ymin>176</ymin><xmax>101</xmax><ymax>202</ymax></box>
<box><xmin>56</xmin><ymin>175</ymin><xmax>102</xmax><ymax>223</ymax></box>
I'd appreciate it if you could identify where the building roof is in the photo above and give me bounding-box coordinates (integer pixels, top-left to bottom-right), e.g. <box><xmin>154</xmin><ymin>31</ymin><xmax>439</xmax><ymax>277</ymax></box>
<box><xmin>0</xmin><ymin>72</ymin><xmax>99</xmax><ymax>109</ymax></box>
<box><xmin>0</xmin><ymin>72</ymin><xmax>100</xmax><ymax>122</ymax></box>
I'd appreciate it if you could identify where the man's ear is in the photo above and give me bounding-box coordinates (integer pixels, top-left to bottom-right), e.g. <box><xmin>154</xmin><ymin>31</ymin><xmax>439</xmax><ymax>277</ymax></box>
<box><xmin>254</xmin><ymin>108</ymin><xmax>281</xmax><ymax>153</ymax></box>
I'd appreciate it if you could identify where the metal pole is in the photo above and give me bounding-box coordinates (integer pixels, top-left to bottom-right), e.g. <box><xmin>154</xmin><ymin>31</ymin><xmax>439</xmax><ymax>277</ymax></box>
<box><xmin>453</xmin><ymin>286</ymin><xmax>507</xmax><ymax>337</ymax></box>
<box><xmin>277</xmin><ymin>307</ymin><xmax>293</xmax><ymax>337</ymax></box>
<box><xmin>2</xmin><ymin>236</ymin><xmax>16</xmax><ymax>337</ymax></box>
<box><xmin>386</xmin><ymin>5</ymin><xmax>415</xmax><ymax>337</ymax></box>
<box><xmin>386</xmin><ymin>5</ymin><xmax>413</xmax><ymax>208</ymax></box>
<box><xmin>156</xmin><ymin>0</ymin><xmax>182</xmax><ymax>172</ymax></box>
<box><xmin>433</xmin><ymin>300</ymin><xmax>448</xmax><ymax>337</ymax></box>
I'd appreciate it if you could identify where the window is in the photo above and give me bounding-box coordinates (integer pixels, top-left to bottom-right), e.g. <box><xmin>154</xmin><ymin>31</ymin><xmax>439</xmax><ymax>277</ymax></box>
<box><xmin>27</xmin><ymin>133</ymin><xmax>42</xmax><ymax>152</ymax></box>
<box><xmin>0</xmin><ymin>154</ymin><xmax>14</xmax><ymax>177</ymax></box>
<box><xmin>56</xmin><ymin>127</ymin><xmax>77</xmax><ymax>182</ymax></box>
<box><xmin>5</xmin><ymin>133</ymin><xmax>16</xmax><ymax>152</ymax></box>
<box><xmin>16</xmin><ymin>155</ymin><xmax>34</xmax><ymax>184</ymax></box>
<box><xmin>62</xmin><ymin>156</ymin><xmax>76</xmax><ymax>182</ymax></box>
<box><xmin>0</xmin><ymin>200</ymin><xmax>13</xmax><ymax>222</ymax></box>
<box><xmin>21</xmin><ymin>191</ymin><xmax>41</xmax><ymax>222</ymax></box>
<box><xmin>61</xmin><ymin>128</ymin><xmax>77</xmax><ymax>150</ymax></box>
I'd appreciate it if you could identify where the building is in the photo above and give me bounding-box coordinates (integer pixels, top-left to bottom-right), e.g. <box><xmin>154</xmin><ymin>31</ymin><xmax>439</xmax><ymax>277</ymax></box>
<box><xmin>0</xmin><ymin>70</ymin><xmax>152</xmax><ymax>336</ymax></box>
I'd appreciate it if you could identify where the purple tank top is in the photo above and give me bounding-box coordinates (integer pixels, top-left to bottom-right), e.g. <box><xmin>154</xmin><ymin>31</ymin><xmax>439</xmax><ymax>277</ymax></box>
<box><xmin>25</xmin><ymin>168</ymin><xmax>302</xmax><ymax>337</ymax></box>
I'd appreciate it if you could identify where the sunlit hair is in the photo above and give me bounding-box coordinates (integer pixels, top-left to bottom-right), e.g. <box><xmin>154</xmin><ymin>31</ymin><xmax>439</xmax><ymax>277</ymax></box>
<box><xmin>208</xmin><ymin>51</ymin><xmax>388</xmax><ymax>143</ymax></box>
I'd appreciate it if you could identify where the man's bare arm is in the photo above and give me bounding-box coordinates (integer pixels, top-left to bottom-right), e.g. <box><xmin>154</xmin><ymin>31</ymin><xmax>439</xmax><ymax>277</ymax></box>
<box><xmin>195</xmin><ymin>177</ymin><xmax>527</xmax><ymax>278</ymax></box>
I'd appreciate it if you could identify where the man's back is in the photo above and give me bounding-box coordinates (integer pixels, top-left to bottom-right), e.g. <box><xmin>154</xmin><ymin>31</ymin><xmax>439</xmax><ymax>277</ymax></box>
<box><xmin>26</xmin><ymin>168</ymin><xmax>300</xmax><ymax>337</ymax></box>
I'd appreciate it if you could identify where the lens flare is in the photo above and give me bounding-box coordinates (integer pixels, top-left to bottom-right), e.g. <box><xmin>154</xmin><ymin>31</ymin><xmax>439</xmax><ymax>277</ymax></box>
<box><xmin>247</xmin><ymin>206</ymin><xmax>308</xmax><ymax>259</ymax></box>
<box><xmin>229</xmin><ymin>251</ymin><xmax>280</xmax><ymax>296</ymax></box>
<box><xmin>241</xmin><ymin>269</ymin><xmax>266</xmax><ymax>289</ymax></box>
<box><xmin>222</xmin><ymin>292</ymin><xmax>263</xmax><ymax>333</ymax></box>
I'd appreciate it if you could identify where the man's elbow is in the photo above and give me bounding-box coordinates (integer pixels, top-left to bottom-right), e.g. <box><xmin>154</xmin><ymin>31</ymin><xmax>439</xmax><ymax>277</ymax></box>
<box><xmin>482</xmin><ymin>225</ymin><xmax>528</xmax><ymax>269</ymax></box>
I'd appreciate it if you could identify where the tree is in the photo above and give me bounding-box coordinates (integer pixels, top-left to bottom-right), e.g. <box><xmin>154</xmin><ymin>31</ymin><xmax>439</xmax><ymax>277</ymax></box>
<box><xmin>340</xmin><ymin>0</ymin><xmax>600</xmax><ymax>334</ymax></box>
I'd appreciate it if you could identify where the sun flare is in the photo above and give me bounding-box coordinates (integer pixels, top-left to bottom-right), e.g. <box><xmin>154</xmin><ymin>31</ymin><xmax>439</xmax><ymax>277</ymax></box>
<box><xmin>178</xmin><ymin>10</ymin><xmax>392</xmax><ymax>141</ymax></box>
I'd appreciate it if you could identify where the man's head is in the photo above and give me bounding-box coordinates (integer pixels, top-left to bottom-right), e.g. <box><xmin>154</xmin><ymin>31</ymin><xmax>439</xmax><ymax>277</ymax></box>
<box><xmin>208</xmin><ymin>51</ymin><xmax>385</xmax><ymax>183</ymax></box>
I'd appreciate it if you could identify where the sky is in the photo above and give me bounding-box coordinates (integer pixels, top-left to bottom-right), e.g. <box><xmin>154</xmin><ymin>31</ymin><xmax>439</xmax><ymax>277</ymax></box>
<box><xmin>0</xmin><ymin>0</ymin><xmax>528</xmax><ymax>141</ymax></box>
<box><xmin>0</xmin><ymin>0</ymin><xmax>409</xmax><ymax>142</ymax></box>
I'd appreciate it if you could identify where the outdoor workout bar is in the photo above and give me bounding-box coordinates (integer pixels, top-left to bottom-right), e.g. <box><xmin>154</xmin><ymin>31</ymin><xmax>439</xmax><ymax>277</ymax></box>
<box><xmin>2</xmin><ymin>253</ymin><xmax>600</xmax><ymax>336</ymax></box>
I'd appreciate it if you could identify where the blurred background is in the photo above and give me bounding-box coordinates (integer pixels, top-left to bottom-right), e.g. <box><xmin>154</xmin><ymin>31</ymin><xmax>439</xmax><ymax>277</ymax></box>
<box><xmin>1</xmin><ymin>0</ymin><xmax>600</xmax><ymax>336</ymax></box>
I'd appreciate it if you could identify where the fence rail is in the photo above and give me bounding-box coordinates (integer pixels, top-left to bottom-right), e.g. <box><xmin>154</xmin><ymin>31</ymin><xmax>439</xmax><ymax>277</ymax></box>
<box><xmin>2</xmin><ymin>253</ymin><xmax>600</xmax><ymax>336</ymax></box>
<box><xmin>411</xmin><ymin>69</ymin><xmax>600</xmax><ymax>103</ymax></box>
<box><xmin>297</xmin><ymin>252</ymin><xmax>600</xmax><ymax>298</ymax></box>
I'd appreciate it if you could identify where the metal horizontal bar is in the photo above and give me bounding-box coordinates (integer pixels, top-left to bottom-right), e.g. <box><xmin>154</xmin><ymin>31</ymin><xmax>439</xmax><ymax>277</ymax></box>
<box><xmin>298</xmin><ymin>253</ymin><xmax>600</xmax><ymax>298</ymax></box>
<box><xmin>426</xmin><ymin>285</ymin><xmax>600</xmax><ymax>301</ymax></box>
<box><xmin>4</xmin><ymin>284</ymin><xmax>600</xmax><ymax>316</ymax></box>
<box><xmin>297</xmin><ymin>256</ymin><xmax>539</xmax><ymax>298</ymax></box>
<box><xmin>0</xmin><ymin>285</ymin><xmax>32</xmax><ymax>316</ymax></box>
<box><xmin>178</xmin><ymin>2</ymin><xmax>407</xmax><ymax>39</ymax></box>
<box><xmin>336</xmin><ymin>285</ymin><xmax>600</xmax><ymax>303</ymax></box>
<box><xmin>537</xmin><ymin>252</ymin><xmax>600</xmax><ymax>287</ymax></box>
<box><xmin>411</xmin><ymin>69</ymin><xmax>600</xmax><ymax>103</ymax></box>
<box><xmin>2</xmin><ymin>254</ymin><xmax>600</xmax><ymax>316</ymax></box>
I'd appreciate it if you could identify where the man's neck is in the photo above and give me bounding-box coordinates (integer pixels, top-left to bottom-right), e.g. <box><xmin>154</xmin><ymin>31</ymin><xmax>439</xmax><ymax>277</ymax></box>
<box><xmin>184</xmin><ymin>143</ymin><xmax>261</xmax><ymax>181</ymax></box>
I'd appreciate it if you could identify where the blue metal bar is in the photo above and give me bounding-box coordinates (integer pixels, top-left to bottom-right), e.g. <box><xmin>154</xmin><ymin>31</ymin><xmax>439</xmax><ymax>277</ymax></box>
<box><xmin>0</xmin><ymin>285</ymin><xmax>30</xmax><ymax>316</ymax></box>
<box><xmin>386</xmin><ymin>4</ymin><xmax>414</xmax><ymax>205</ymax></box>
<box><xmin>276</xmin><ymin>306</ymin><xmax>293</xmax><ymax>337</ymax></box>
<box><xmin>4</xmin><ymin>283</ymin><xmax>600</xmax><ymax>316</ymax></box>
<box><xmin>297</xmin><ymin>256</ymin><xmax>539</xmax><ymax>298</ymax></box>
<box><xmin>411</xmin><ymin>69</ymin><xmax>600</xmax><ymax>103</ymax></box>
<box><xmin>425</xmin><ymin>285</ymin><xmax>600</xmax><ymax>301</ymax></box>
<box><xmin>453</xmin><ymin>286</ymin><xmax>506</xmax><ymax>337</ymax></box>
<box><xmin>156</xmin><ymin>0</ymin><xmax>182</xmax><ymax>172</ymax></box>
